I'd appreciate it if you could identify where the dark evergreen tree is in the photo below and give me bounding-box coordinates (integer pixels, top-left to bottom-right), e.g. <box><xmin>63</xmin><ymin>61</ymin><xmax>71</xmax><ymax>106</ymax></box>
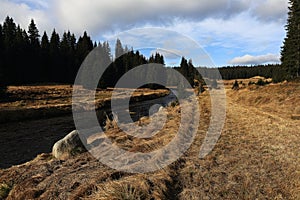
<box><xmin>28</xmin><ymin>19</ymin><xmax>40</xmax><ymax>48</ymax></box>
<box><xmin>15</xmin><ymin>25</ymin><xmax>30</xmax><ymax>82</ymax></box>
<box><xmin>281</xmin><ymin>0</ymin><xmax>300</xmax><ymax>79</ymax></box>
<box><xmin>27</xmin><ymin>19</ymin><xmax>41</xmax><ymax>82</ymax></box>
<box><xmin>76</xmin><ymin>31</ymin><xmax>93</xmax><ymax>61</ymax></box>
<box><xmin>179</xmin><ymin>57</ymin><xmax>194</xmax><ymax>86</ymax></box>
<box><xmin>2</xmin><ymin>16</ymin><xmax>17</xmax><ymax>84</ymax></box>
<box><xmin>2</xmin><ymin>16</ymin><xmax>16</xmax><ymax>50</ymax></box>
<box><xmin>0</xmin><ymin>24</ymin><xmax>4</xmax><ymax>86</ymax></box>
<box><xmin>115</xmin><ymin>38</ymin><xmax>124</xmax><ymax>59</ymax></box>
<box><xmin>232</xmin><ymin>80</ymin><xmax>239</xmax><ymax>90</ymax></box>
<box><xmin>49</xmin><ymin>29</ymin><xmax>61</xmax><ymax>82</ymax></box>
<box><xmin>114</xmin><ymin>38</ymin><xmax>125</xmax><ymax>82</ymax></box>
<box><xmin>155</xmin><ymin>52</ymin><xmax>165</xmax><ymax>65</ymax></box>
<box><xmin>41</xmin><ymin>31</ymin><xmax>50</xmax><ymax>50</ymax></box>
<box><xmin>41</xmin><ymin>31</ymin><xmax>51</xmax><ymax>81</ymax></box>
<box><xmin>0</xmin><ymin>23</ymin><xmax>6</xmax><ymax>96</ymax></box>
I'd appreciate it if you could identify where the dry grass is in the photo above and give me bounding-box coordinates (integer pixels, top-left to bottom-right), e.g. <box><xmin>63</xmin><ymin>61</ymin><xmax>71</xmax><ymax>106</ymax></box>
<box><xmin>176</xmin><ymin>82</ymin><xmax>300</xmax><ymax>199</ymax></box>
<box><xmin>0</xmin><ymin>85</ymin><xmax>169</xmax><ymax>123</ymax></box>
<box><xmin>0</xmin><ymin>81</ymin><xmax>299</xmax><ymax>199</ymax></box>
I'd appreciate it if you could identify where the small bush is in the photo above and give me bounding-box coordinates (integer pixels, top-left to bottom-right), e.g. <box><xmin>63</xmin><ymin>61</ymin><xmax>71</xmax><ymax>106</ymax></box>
<box><xmin>232</xmin><ymin>80</ymin><xmax>239</xmax><ymax>90</ymax></box>
<box><xmin>170</xmin><ymin>100</ymin><xmax>179</xmax><ymax>107</ymax></box>
<box><xmin>256</xmin><ymin>79</ymin><xmax>270</xmax><ymax>86</ymax></box>
<box><xmin>248</xmin><ymin>81</ymin><xmax>255</xmax><ymax>86</ymax></box>
<box><xmin>0</xmin><ymin>183</ymin><xmax>12</xmax><ymax>199</ymax></box>
<box><xmin>111</xmin><ymin>184</ymin><xmax>147</xmax><ymax>200</ymax></box>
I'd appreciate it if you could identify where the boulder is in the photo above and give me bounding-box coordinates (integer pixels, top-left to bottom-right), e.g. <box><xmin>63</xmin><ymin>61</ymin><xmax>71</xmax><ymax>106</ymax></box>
<box><xmin>52</xmin><ymin>130</ymin><xmax>87</xmax><ymax>159</ymax></box>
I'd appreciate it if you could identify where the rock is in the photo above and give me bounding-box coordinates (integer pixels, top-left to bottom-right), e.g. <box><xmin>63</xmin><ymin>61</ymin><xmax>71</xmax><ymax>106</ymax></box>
<box><xmin>158</xmin><ymin>106</ymin><xmax>164</xmax><ymax>112</ymax></box>
<box><xmin>52</xmin><ymin>130</ymin><xmax>87</xmax><ymax>159</ymax></box>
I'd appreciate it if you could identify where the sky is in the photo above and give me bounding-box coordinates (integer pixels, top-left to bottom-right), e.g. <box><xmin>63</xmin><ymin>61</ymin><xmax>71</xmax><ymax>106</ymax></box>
<box><xmin>0</xmin><ymin>0</ymin><xmax>289</xmax><ymax>67</ymax></box>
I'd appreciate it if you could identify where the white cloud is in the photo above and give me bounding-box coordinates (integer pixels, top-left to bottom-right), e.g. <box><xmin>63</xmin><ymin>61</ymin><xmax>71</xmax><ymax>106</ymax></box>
<box><xmin>157</xmin><ymin>11</ymin><xmax>286</xmax><ymax>65</ymax></box>
<box><xmin>251</xmin><ymin>0</ymin><xmax>288</xmax><ymax>23</ymax></box>
<box><xmin>0</xmin><ymin>0</ymin><xmax>53</xmax><ymax>35</ymax></box>
<box><xmin>228</xmin><ymin>53</ymin><xmax>280</xmax><ymax>65</ymax></box>
<box><xmin>0</xmin><ymin>0</ymin><xmax>288</xmax><ymax>41</ymax></box>
<box><xmin>52</xmin><ymin>0</ymin><xmax>255</xmax><ymax>36</ymax></box>
<box><xmin>0</xmin><ymin>0</ymin><xmax>289</xmax><ymax>66</ymax></box>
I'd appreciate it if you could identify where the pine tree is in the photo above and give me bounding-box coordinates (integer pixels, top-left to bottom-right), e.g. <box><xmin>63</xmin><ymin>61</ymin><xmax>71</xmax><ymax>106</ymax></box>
<box><xmin>0</xmin><ymin>24</ymin><xmax>4</xmax><ymax>76</ymax></box>
<box><xmin>15</xmin><ymin>25</ymin><xmax>30</xmax><ymax>83</ymax></box>
<box><xmin>49</xmin><ymin>29</ymin><xmax>61</xmax><ymax>82</ymax></box>
<box><xmin>0</xmin><ymin>24</ymin><xmax>6</xmax><ymax>96</ymax></box>
<box><xmin>28</xmin><ymin>19</ymin><xmax>40</xmax><ymax>48</ymax></box>
<box><xmin>77</xmin><ymin>31</ymin><xmax>93</xmax><ymax>61</ymax></box>
<box><xmin>41</xmin><ymin>31</ymin><xmax>50</xmax><ymax>50</ymax></box>
<box><xmin>2</xmin><ymin>16</ymin><xmax>17</xmax><ymax>84</ymax></box>
<box><xmin>40</xmin><ymin>31</ymin><xmax>51</xmax><ymax>81</ymax></box>
<box><xmin>2</xmin><ymin>16</ymin><xmax>16</xmax><ymax>49</ymax></box>
<box><xmin>115</xmin><ymin>38</ymin><xmax>124</xmax><ymax>59</ymax></box>
<box><xmin>281</xmin><ymin>0</ymin><xmax>300</xmax><ymax>79</ymax></box>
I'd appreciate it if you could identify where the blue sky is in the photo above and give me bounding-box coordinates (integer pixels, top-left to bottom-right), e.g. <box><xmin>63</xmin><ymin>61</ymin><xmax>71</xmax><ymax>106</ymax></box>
<box><xmin>0</xmin><ymin>0</ymin><xmax>288</xmax><ymax>67</ymax></box>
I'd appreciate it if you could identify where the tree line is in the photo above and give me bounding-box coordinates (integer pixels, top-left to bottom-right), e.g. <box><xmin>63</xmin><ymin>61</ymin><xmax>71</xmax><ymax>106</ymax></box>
<box><xmin>196</xmin><ymin>64</ymin><xmax>282</xmax><ymax>82</ymax></box>
<box><xmin>1</xmin><ymin>0</ymin><xmax>299</xmax><ymax>96</ymax></box>
<box><xmin>0</xmin><ymin>15</ymin><xmax>202</xmax><ymax>92</ymax></box>
<box><xmin>0</xmin><ymin>16</ymin><xmax>95</xmax><ymax>85</ymax></box>
<box><xmin>0</xmin><ymin>16</ymin><xmax>167</xmax><ymax>91</ymax></box>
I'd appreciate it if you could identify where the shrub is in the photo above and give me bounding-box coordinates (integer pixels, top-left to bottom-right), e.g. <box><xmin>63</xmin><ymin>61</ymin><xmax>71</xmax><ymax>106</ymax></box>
<box><xmin>256</xmin><ymin>79</ymin><xmax>269</xmax><ymax>86</ymax></box>
<box><xmin>248</xmin><ymin>81</ymin><xmax>255</xmax><ymax>86</ymax></box>
<box><xmin>170</xmin><ymin>100</ymin><xmax>179</xmax><ymax>107</ymax></box>
<box><xmin>232</xmin><ymin>80</ymin><xmax>239</xmax><ymax>90</ymax></box>
<box><xmin>111</xmin><ymin>184</ymin><xmax>147</xmax><ymax>200</ymax></box>
<box><xmin>0</xmin><ymin>183</ymin><xmax>12</xmax><ymax>199</ymax></box>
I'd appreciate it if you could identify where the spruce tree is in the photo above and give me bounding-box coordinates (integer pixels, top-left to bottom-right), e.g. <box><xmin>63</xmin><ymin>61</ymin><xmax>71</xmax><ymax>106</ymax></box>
<box><xmin>49</xmin><ymin>29</ymin><xmax>61</xmax><ymax>81</ymax></box>
<box><xmin>281</xmin><ymin>0</ymin><xmax>300</xmax><ymax>79</ymax></box>
<box><xmin>0</xmin><ymin>25</ymin><xmax>4</xmax><ymax>79</ymax></box>
<box><xmin>41</xmin><ymin>31</ymin><xmax>50</xmax><ymax>50</ymax></box>
<box><xmin>28</xmin><ymin>19</ymin><xmax>40</xmax><ymax>48</ymax></box>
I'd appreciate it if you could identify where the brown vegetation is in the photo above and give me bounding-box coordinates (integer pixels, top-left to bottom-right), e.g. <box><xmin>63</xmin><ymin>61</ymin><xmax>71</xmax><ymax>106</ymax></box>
<box><xmin>0</xmin><ymin>81</ymin><xmax>299</xmax><ymax>199</ymax></box>
<box><xmin>0</xmin><ymin>85</ymin><xmax>169</xmax><ymax>168</ymax></box>
<box><xmin>0</xmin><ymin>85</ymin><xmax>169</xmax><ymax>123</ymax></box>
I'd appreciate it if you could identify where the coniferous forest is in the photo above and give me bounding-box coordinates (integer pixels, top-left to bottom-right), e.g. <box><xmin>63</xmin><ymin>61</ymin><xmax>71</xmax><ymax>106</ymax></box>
<box><xmin>0</xmin><ymin>16</ymin><xmax>165</xmax><ymax>87</ymax></box>
<box><xmin>1</xmin><ymin>0</ymin><xmax>300</xmax><ymax>93</ymax></box>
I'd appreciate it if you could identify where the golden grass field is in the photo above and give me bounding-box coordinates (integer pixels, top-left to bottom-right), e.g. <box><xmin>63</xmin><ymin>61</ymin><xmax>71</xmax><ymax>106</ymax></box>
<box><xmin>0</xmin><ymin>80</ymin><xmax>299</xmax><ymax>199</ymax></box>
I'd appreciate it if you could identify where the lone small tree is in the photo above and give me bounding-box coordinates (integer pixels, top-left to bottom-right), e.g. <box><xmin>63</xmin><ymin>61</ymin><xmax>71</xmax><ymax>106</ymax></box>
<box><xmin>232</xmin><ymin>80</ymin><xmax>239</xmax><ymax>90</ymax></box>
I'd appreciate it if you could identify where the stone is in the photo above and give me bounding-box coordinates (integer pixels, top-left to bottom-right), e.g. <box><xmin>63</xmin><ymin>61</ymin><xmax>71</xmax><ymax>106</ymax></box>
<box><xmin>52</xmin><ymin>130</ymin><xmax>87</xmax><ymax>159</ymax></box>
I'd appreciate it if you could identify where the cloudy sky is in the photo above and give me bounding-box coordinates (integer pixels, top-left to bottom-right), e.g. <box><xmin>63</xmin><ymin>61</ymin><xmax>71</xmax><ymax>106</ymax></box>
<box><xmin>0</xmin><ymin>0</ymin><xmax>288</xmax><ymax>66</ymax></box>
